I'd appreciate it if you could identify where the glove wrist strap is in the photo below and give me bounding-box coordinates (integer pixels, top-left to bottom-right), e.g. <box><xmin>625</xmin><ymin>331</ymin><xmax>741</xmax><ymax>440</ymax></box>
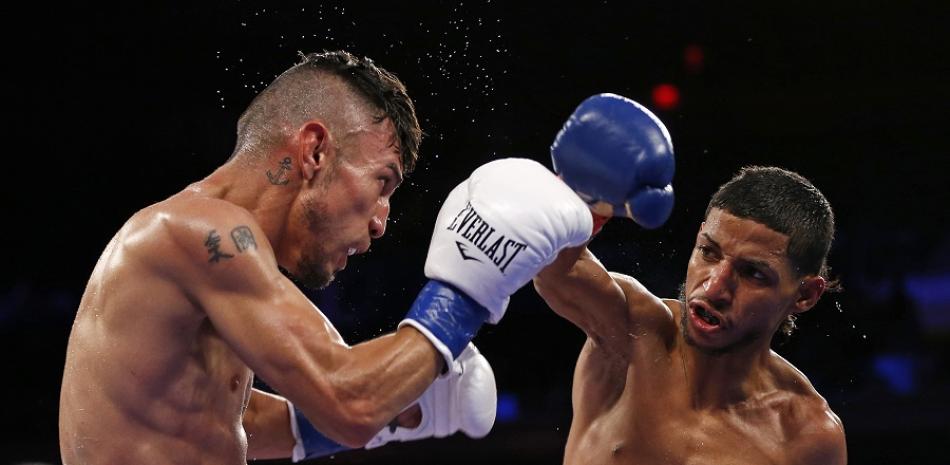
<box><xmin>401</xmin><ymin>280</ymin><xmax>490</xmax><ymax>365</ymax></box>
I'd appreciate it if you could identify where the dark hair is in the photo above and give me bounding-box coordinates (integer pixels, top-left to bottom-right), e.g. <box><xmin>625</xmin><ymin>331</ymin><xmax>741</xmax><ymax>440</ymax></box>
<box><xmin>235</xmin><ymin>50</ymin><xmax>422</xmax><ymax>173</ymax></box>
<box><xmin>705</xmin><ymin>166</ymin><xmax>839</xmax><ymax>336</ymax></box>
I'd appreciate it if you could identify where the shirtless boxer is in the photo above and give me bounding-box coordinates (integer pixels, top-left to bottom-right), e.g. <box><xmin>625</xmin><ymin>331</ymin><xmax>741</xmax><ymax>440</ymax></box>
<box><xmin>534</xmin><ymin>94</ymin><xmax>847</xmax><ymax>464</ymax></box>
<box><xmin>59</xmin><ymin>50</ymin><xmax>594</xmax><ymax>464</ymax></box>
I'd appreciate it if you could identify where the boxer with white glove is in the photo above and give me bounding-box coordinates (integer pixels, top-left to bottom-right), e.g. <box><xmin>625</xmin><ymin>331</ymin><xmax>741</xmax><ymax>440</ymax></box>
<box><xmin>287</xmin><ymin>343</ymin><xmax>495</xmax><ymax>461</ymax></box>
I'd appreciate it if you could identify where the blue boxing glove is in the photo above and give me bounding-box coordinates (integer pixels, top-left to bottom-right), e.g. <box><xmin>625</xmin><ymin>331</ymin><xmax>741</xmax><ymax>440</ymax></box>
<box><xmin>551</xmin><ymin>93</ymin><xmax>675</xmax><ymax>229</ymax></box>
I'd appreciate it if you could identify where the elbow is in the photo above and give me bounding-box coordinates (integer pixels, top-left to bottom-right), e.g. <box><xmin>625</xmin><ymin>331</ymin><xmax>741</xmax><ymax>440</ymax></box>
<box><xmin>334</xmin><ymin>427</ymin><xmax>377</xmax><ymax>449</ymax></box>
<box><xmin>290</xmin><ymin>345</ymin><xmax>390</xmax><ymax>448</ymax></box>
<box><xmin>325</xmin><ymin>372</ymin><xmax>390</xmax><ymax>448</ymax></box>
<box><xmin>332</xmin><ymin>399</ymin><xmax>387</xmax><ymax>448</ymax></box>
<box><xmin>291</xmin><ymin>397</ymin><xmax>382</xmax><ymax>449</ymax></box>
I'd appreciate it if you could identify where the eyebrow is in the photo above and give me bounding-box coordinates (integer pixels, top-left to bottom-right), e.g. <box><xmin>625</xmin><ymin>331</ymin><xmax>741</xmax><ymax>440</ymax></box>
<box><xmin>700</xmin><ymin>233</ymin><xmax>778</xmax><ymax>273</ymax></box>
<box><xmin>386</xmin><ymin>162</ymin><xmax>404</xmax><ymax>187</ymax></box>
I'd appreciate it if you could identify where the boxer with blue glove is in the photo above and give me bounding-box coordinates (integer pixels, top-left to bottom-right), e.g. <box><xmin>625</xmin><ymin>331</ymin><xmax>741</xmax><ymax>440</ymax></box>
<box><xmin>535</xmin><ymin>94</ymin><xmax>846</xmax><ymax>465</ymax></box>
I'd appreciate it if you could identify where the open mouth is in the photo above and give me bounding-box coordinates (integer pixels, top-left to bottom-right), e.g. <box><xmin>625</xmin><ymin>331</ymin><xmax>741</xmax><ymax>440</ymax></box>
<box><xmin>693</xmin><ymin>306</ymin><xmax>720</xmax><ymax>326</ymax></box>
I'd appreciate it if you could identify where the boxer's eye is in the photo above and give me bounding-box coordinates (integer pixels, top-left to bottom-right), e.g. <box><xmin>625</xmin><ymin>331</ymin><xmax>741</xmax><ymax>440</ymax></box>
<box><xmin>738</xmin><ymin>263</ymin><xmax>772</xmax><ymax>285</ymax></box>
<box><xmin>697</xmin><ymin>245</ymin><xmax>717</xmax><ymax>261</ymax></box>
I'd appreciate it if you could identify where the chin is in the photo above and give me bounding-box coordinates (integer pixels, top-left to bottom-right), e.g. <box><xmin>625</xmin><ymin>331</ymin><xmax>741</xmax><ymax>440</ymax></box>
<box><xmin>289</xmin><ymin>259</ymin><xmax>335</xmax><ymax>290</ymax></box>
<box><xmin>684</xmin><ymin>324</ymin><xmax>760</xmax><ymax>356</ymax></box>
<box><xmin>679</xmin><ymin>304</ymin><xmax>742</xmax><ymax>356</ymax></box>
<box><xmin>301</xmin><ymin>269</ymin><xmax>335</xmax><ymax>291</ymax></box>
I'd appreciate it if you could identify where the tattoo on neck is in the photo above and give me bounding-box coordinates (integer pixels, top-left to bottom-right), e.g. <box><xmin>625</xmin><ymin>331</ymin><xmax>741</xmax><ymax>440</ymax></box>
<box><xmin>205</xmin><ymin>230</ymin><xmax>234</xmax><ymax>263</ymax></box>
<box><xmin>266</xmin><ymin>157</ymin><xmax>292</xmax><ymax>185</ymax></box>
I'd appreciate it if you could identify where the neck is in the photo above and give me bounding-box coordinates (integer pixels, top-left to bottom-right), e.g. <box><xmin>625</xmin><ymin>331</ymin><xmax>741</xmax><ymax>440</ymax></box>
<box><xmin>191</xmin><ymin>154</ymin><xmax>299</xmax><ymax>252</ymax></box>
<box><xmin>677</xmin><ymin>326</ymin><xmax>776</xmax><ymax>410</ymax></box>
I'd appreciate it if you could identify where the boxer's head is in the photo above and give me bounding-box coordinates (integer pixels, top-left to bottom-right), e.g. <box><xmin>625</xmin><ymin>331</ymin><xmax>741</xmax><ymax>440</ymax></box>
<box><xmin>232</xmin><ymin>51</ymin><xmax>422</xmax><ymax>289</ymax></box>
<box><xmin>680</xmin><ymin>167</ymin><xmax>836</xmax><ymax>353</ymax></box>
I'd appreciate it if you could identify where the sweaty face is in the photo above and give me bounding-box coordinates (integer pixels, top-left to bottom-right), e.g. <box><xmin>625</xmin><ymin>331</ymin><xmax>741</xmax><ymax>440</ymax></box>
<box><xmin>679</xmin><ymin>208</ymin><xmax>803</xmax><ymax>354</ymax></box>
<box><xmin>292</xmin><ymin>119</ymin><xmax>404</xmax><ymax>290</ymax></box>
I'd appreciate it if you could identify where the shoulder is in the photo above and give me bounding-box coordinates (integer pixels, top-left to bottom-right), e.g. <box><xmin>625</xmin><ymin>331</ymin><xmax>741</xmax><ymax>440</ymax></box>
<box><xmin>155</xmin><ymin>196</ymin><xmax>260</xmax><ymax>239</ymax></box>
<box><xmin>786</xmin><ymin>401</ymin><xmax>847</xmax><ymax>465</ymax></box>
<box><xmin>770</xmin><ymin>353</ymin><xmax>847</xmax><ymax>465</ymax></box>
<box><xmin>142</xmin><ymin>196</ymin><xmax>264</xmax><ymax>247</ymax></box>
<box><xmin>609</xmin><ymin>273</ymin><xmax>674</xmax><ymax>323</ymax></box>
<box><xmin>122</xmin><ymin>196</ymin><xmax>274</xmax><ymax>281</ymax></box>
<box><xmin>610</xmin><ymin>273</ymin><xmax>678</xmax><ymax>341</ymax></box>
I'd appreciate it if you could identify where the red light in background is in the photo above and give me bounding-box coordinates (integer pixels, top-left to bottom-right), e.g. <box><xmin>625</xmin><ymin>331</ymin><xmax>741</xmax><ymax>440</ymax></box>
<box><xmin>684</xmin><ymin>44</ymin><xmax>704</xmax><ymax>73</ymax></box>
<box><xmin>651</xmin><ymin>83</ymin><xmax>680</xmax><ymax>111</ymax></box>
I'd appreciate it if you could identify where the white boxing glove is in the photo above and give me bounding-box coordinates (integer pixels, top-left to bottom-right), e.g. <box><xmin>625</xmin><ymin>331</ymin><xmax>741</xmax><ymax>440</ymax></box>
<box><xmin>289</xmin><ymin>344</ymin><xmax>496</xmax><ymax>461</ymax></box>
<box><xmin>401</xmin><ymin>158</ymin><xmax>592</xmax><ymax>364</ymax></box>
<box><xmin>365</xmin><ymin>343</ymin><xmax>496</xmax><ymax>448</ymax></box>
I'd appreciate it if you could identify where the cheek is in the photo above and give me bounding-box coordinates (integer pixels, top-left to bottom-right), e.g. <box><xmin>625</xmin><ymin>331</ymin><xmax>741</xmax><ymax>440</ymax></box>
<box><xmin>338</xmin><ymin>178</ymin><xmax>376</xmax><ymax>213</ymax></box>
<box><xmin>359</xmin><ymin>187</ymin><xmax>379</xmax><ymax>213</ymax></box>
<box><xmin>301</xmin><ymin>196</ymin><xmax>329</xmax><ymax>232</ymax></box>
<box><xmin>684</xmin><ymin>257</ymin><xmax>705</xmax><ymax>290</ymax></box>
<box><xmin>736</xmin><ymin>293</ymin><xmax>784</xmax><ymax>327</ymax></box>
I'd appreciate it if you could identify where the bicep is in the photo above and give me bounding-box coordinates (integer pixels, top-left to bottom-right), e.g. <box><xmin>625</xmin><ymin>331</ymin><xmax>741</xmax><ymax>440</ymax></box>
<box><xmin>203</xmin><ymin>257</ymin><xmax>347</xmax><ymax>395</ymax></box>
<box><xmin>173</xmin><ymin>218</ymin><xmax>347</xmax><ymax>402</ymax></box>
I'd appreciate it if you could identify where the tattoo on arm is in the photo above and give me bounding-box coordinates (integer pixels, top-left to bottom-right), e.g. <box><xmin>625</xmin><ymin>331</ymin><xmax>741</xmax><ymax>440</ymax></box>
<box><xmin>205</xmin><ymin>230</ymin><xmax>235</xmax><ymax>263</ymax></box>
<box><xmin>231</xmin><ymin>226</ymin><xmax>257</xmax><ymax>253</ymax></box>
<box><xmin>266</xmin><ymin>157</ymin><xmax>292</xmax><ymax>185</ymax></box>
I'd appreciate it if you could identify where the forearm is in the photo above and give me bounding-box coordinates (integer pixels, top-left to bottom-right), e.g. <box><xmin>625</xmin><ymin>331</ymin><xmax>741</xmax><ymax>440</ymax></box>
<box><xmin>290</xmin><ymin>326</ymin><xmax>442</xmax><ymax>447</ymax></box>
<box><xmin>535</xmin><ymin>246</ymin><xmax>611</xmax><ymax>323</ymax></box>
<box><xmin>534</xmin><ymin>245</ymin><xmax>632</xmax><ymax>348</ymax></box>
<box><xmin>335</xmin><ymin>326</ymin><xmax>442</xmax><ymax>425</ymax></box>
<box><xmin>537</xmin><ymin>243</ymin><xmax>589</xmax><ymax>282</ymax></box>
<box><xmin>246</xmin><ymin>333</ymin><xmax>436</xmax><ymax>462</ymax></box>
<box><xmin>244</xmin><ymin>389</ymin><xmax>296</xmax><ymax>460</ymax></box>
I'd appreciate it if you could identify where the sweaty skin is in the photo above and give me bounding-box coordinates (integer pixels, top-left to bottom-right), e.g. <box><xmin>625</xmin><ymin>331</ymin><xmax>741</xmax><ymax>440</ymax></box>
<box><xmin>59</xmin><ymin>118</ymin><xmax>439</xmax><ymax>465</ymax></box>
<box><xmin>534</xmin><ymin>209</ymin><xmax>847</xmax><ymax>465</ymax></box>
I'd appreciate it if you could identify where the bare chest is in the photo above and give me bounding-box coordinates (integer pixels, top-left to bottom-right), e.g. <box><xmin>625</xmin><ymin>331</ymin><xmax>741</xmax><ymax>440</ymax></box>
<box><xmin>568</xmin><ymin>396</ymin><xmax>792</xmax><ymax>465</ymax></box>
<box><xmin>63</xmin><ymin>295</ymin><xmax>255</xmax><ymax>463</ymax></box>
<box><xmin>168</xmin><ymin>319</ymin><xmax>255</xmax><ymax>415</ymax></box>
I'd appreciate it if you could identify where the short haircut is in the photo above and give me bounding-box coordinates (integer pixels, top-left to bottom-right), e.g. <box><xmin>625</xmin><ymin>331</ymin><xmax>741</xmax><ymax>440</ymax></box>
<box><xmin>706</xmin><ymin>166</ymin><xmax>835</xmax><ymax>279</ymax></box>
<box><xmin>706</xmin><ymin>166</ymin><xmax>838</xmax><ymax>336</ymax></box>
<box><xmin>233</xmin><ymin>50</ymin><xmax>422</xmax><ymax>173</ymax></box>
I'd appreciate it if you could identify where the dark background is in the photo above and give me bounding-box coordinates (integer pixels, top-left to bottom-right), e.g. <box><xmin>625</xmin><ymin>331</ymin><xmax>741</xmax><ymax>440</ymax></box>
<box><xmin>4</xmin><ymin>1</ymin><xmax>948</xmax><ymax>463</ymax></box>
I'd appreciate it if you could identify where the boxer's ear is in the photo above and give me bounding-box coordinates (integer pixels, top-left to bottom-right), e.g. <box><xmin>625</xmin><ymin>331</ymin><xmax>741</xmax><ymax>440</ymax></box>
<box><xmin>794</xmin><ymin>276</ymin><xmax>826</xmax><ymax>314</ymax></box>
<box><xmin>298</xmin><ymin>121</ymin><xmax>332</xmax><ymax>181</ymax></box>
